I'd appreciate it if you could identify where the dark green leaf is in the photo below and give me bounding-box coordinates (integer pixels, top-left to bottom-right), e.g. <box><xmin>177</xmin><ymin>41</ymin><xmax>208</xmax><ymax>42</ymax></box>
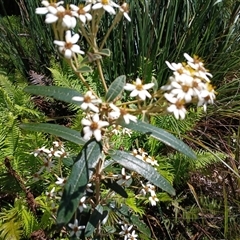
<box><xmin>120</xmin><ymin>119</ymin><xmax>196</xmax><ymax>159</ymax></box>
<box><xmin>105</xmin><ymin>75</ymin><xmax>126</xmax><ymax>102</ymax></box>
<box><xmin>57</xmin><ymin>140</ymin><xmax>102</xmax><ymax>225</ymax></box>
<box><xmin>24</xmin><ymin>86</ymin><xmax>83</xmax><ymax>105</ymax></box>
<box><xmin>110</xmin><ymin>150</ymin><xmax>175</xmax><ymax>196</ymax></box>
<box><xmin>85</xmin><ymin>205</ymin><xmax>103</xmax><ymax>237</ymax></box>
<box><xmin>20</xmin><ymin>123</ymin><xmax>86</xmax><ymax>145</ymax></box>
<box><xmin>77</xmin><ymin>65</ymin><xmax>93</xmax><ymax>73</ymax></box>
<box><xmin>103</xmin><ymin>179</ymin><xmax>128</xmax><ymax>198</ymax></box>
<box><xmin>98</xmin><ymin>48</ymin><xmax>111</xmax><ymax>57</ymax></box>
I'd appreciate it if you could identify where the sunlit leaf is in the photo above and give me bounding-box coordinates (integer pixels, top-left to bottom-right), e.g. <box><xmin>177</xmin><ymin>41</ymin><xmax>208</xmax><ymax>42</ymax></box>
<box><xmin>120</xmin><ymin>119</ymin><xmax>196</xmax><ymax>159</ymax></box>
<box><xmin>110</xmin><ymin>150</ymin><xmax>175</xmax><ymax>196</ymax></box>
<box><xmin>24</xmin><ymin>86</ymin><xmax>83</xmax><ymax>105</ymax></box>
<box><xmin>20</xmin><ymin>123</ymin><xmax>85</xmax><ymax>145</ymax></box>
<box><xmin>105</xmin><ymin>75</ymin><xmax>126</xmax><ymax>102</ymax></box>
<box><xmin>57</xmin><ymin>140</ymin><xmax>102</xmax><ymax>225</ymax></box>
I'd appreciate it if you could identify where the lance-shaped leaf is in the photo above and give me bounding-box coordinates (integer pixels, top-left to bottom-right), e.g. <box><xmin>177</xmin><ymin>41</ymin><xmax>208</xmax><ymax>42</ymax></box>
<box><xmin>119</xmin><ymin>119</ymin><xmax>196</xmax><ymax>159</ymax></box>
<box><xmin>57</xmin><ymin>140</ymin><xmax>102</xmax><ymax>225</ymax></box>
<box><xmin>109</xmin><ymin>150</ymin><xmax>175</xmax><ymax>196</ymax></box>
<box><xmin>105</xmin><ymin>75</ymin><xmax>126</xmax><ymax>102</ymax></box>
<box><xmin>77</xmin><ymin>65</ymin><xmax>93</xmax><ymax>73</ymax></box>
<box><xmin>24</xmin><ymin>86</ymin><xmax>83</xmax><ymax>105</ymax></box>
<box><xmin>20</xmin><ymin>123</ymin><xmax>86</xmax><ymax>145</ymax></box>
<box><xmin>98</xmin><ymin>48</ymin><xmax>111</xmax><ymax>57</ymax></box>
<box><xmin>85</xmin><ymin>205</ymin><xmax>103</xmax><ymax>237</ymax></box>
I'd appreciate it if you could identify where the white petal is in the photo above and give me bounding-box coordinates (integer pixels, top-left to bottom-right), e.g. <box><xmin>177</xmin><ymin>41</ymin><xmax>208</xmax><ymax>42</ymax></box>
<box><xmin>103</xmin><ymin>5</ymin><xmax>116</xmax><ymax>14</ymax></box>
<box><xmin>35</xmin><ymin>7</ymin><xmax>48</xmax><ymax>14</ymax></box>
<box><xmin>81</xmin><ymin>119</ymin><xmax>91</xmax><ymax>126</ymax></box>
<box><xmin>92</xmin><ymin>114</ymin><xmax>100</xmax><ymax>122</ymax></box>
<box><xmin>53</xmin><ymin>40</ymin><xmax>65</xmax><ymax>47</ymax></box>
<box><xmin>143</xmin><ymin>83</ymin><xmax>154</xmax><ymax>90</ymax></box>
<box><xmin>138</xmin><ymin>91</ymin><xmax>146</xmax><ymax>100</ymax></box>
<box><xmin>84</xmin><ymin>4</ymin><xmax>92</xmax><ymax>12</ymax></box>
<box><xmin>80</xmin><ymin>15</ymin><xmax>86</xmax><ymax>23</ymax></box>
<box><xmin>72</xmin><ymin>96</ymin><xmax>84</xmax><ymax>102</ymax></box>
<box><xmin>45</xmin><ymin>14</ymin><xmax>58</xmax><ymax>23</ymax></box>
<box><xmin>183</xmin><ymin>53</ymin><xmax>193</xmax><ymax>62</ymax></box>
<box><xmin>124</xmin><ymin>83</ymin><xmax>135</xmax><ymax>91</ymax></box>
<box><xmin>64</xmin><ymin>49</ymin><xmax>72</xmax><ymax>59</ymax></box>
<box><xmin>71</xmin><ymin>33</ymin><xmax>79</xmax><ymax>43</ymax></box>
<box><xmin>129</xmin><ymin>89</ymin><xmax>139</xmax><ymax>98</ymax></box>
<box><xmin>93</xmin><ymin>129</ymin><xmax>102</xmax><ymax>141</ymax></box>
<box><xmin>65</xmin><ymin>30</ymin><xmax>72</xmax><ymax>42</ymax></box>
<box><xmin>83</xmin><ymin>129</ymin><xmax>93</xmax><ymax>140</ymax></box>
<box><xmin>71</xmin><ymin>45</ymin><xmax>84</xmax><ymax>54</ymax></box>
<box><xmin>70</xmin><ymin>4</ymin><xmax>79</xmax><ymax>11</ymax></box>
<box><xmin>92</xmin><ymin>3</ymin><xmax>102</xmax><ymax>10</ymax></box>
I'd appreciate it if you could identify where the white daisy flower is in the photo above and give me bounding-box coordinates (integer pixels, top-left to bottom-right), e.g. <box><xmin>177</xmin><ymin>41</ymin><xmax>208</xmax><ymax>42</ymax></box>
<box><xmin>92</xmin><ymin>0</ymin><xmax>119</xmax><ymax>15</ymax></box>
<box><xmin>54</xmin><ymin>30</ymin><xmax>84</xmax><ymax>59</ymax></box>
<box><xmin>119</xmin><ymin>224</ymin><xmax>133</xmax><ymax>238</ymax></box>
<box><xmin>164</xmin><ymin>93</ymin><xmax>187</xmax><ymax>120</ymax></box>
<box><xmin>81</xmin><ymin>114</ymin><xmax>109</xmax><ymax>141</ymax></box>
<box><xmin>35</xmin><ymin>0</ymin><xmax>64</xmax><ymax>15</ymax></box>
<box><xmin>72</xmin><ymin>91</ymin><xmax>101</xmax><ymax>113</ymax></box>
<box><xmin>42</xmin><ymin>158</ymin><xmax>55</xmax><ymax>172</ymax></box>
<box><xmin>46</xmin><ymin>187</ymin><xmax>56</xmax><ymax>199</ymax></box>
<box><xmin>55</xmin><ymin>176</ymin><xmax>66</xmax><ymax>187</ymax></box>
<box><xmin>70</xmin><ymin>4</ymin><xmax>92</xmax><ymax>24</ymax></box>
<box><xmin>124</xmin><ymin>78</ymin><xmax>154</xmax><ymax>100</ymax></box>
<box><xmin>117</xmin><ymin>168</ymin><xmax>131</xmax><ymax>186</ymax></box>
<box><xmin>32</xmin><ymin>146</ymin><xmax>51</xmax><ymax>157</ymax></box>
<box><xmin>128</xmin><ymin>230</ymin><xmax>138</xmax><ymax>240</ymax></box>
<box><xmin>68</xmin><ymin>219</ymin><xmax>85</xmax><ymax>238</ymax></box>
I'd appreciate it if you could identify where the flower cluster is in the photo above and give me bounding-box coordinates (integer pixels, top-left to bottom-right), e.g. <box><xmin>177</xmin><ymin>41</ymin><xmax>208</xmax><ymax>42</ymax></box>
<box><xmin>140</xmin><ymin>181</ymin><xmax>159</xmax><ymax>206</ymax></box>
<box><xmin>36</xmin><ymin>1</ymin><xmax>131</xmax><ymax>59</ymax></box>
<box><xmin>72</xmin><ymin>78</ymin><xmax>155</xmax><ymax>142</ymax></box>
<box><xmin>132</xmin><ymin>148</ymin><xmax>159</xmax><ymax>167</ymax></box>
<box><xmin>32</xmin><ymin>141</ymin><xmax>67</xmax><ymax>180</ymax></box>
<box><xmin>161</xmin><ymin>53</ymin><xmax>216</xmax><ymax>119</ymax></box>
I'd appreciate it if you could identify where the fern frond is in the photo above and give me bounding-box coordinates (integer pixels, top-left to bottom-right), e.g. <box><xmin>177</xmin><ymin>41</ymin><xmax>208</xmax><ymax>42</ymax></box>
<box><xmin>0</xmin><ymin>219</ymin><xmax>22</xmax><ymax>240</ymax></box>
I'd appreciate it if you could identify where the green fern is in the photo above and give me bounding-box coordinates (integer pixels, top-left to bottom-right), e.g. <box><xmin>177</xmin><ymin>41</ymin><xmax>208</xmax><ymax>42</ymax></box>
<box><xmin>0</xmin><ymin>198</ymin><xmax>39</xmax><ymax>239</ymax></box>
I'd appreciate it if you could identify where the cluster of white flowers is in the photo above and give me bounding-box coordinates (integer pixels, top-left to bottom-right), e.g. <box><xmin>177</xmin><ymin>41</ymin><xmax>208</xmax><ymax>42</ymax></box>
<box><xmin>119</xmin><ymin>224</ymin><xmax>138</xmax><ymax>240</ymax></box>
<box><xmin>31</xmin><ymin>141</ymin><xmax>67</xmax><ymax>180</ymax></box>
<box><xmin>132</xmin><ymin>148</ymin><xmax>159</xmax><ymax>167</ymax></box>
<box><xmin>36</xmin><ymin>1</ymin><xmax>131</xmax><ymax>59</ymax></box>
<box><xmin>161</xmin><ymin>53</ymin><xmax>216</xmax><ymax>119</ymax></box>
<box><xmin>71</xmin><ymin>77</ymin><xmax>155</xmax><ymax>142</ymax></box>
<box><xmin>140</xmin><ymin>181</ymin><xmax>159</xmax><ymax>206</ymax></box>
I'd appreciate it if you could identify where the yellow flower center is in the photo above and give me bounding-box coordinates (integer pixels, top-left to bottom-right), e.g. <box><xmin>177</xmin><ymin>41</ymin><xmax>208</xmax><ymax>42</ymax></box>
<box><xmin>136</xmin><ymin>83</ymin><xmax>143</xmax><ymax>91</ymax></box>
<box><xmin>101</xmin><ymin>0</ymin><xmax>109</xmax><ymax>5</ymax></box>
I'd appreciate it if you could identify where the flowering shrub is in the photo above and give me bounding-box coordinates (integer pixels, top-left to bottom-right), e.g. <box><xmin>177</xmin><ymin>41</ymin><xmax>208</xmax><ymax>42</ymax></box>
<box><xmin>21</xmin><ymin>0</ymin><xmax>216</xmax><ymax>239</ymax></box>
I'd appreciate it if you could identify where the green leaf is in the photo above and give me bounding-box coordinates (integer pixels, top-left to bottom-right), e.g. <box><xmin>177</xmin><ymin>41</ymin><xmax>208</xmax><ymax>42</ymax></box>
<box><xmin>77</xmin><ymin>65</ymin><xmax>93</xmax><ymax>73</ymax></box>
<box><xmin>57</xmin><ymin>140</ymin><xmax>102</xmax><ymax>225</ymax></box>
<box><xmin>24</xmin><ymin>86</ymin><xmax>83</xmax><ymax>105</ymax></box>
<box><xmin>109</xmin><ymin>150</ymin><xmax>175</xmax><ymax>196</ymax></box>
<box><xmin>20</xmin><ymin>123</ymin><xmax>86</xmax><ymax>145</ymax></box>
<box><xmin>85</xmin><ymin>205</ymin><xmax>103</xmax><ymax>237</ymax></box>
<box><xmin>120</xmin><ymin>119</ymin><xmax>196</xmax><ymax>159</ymax></box>
<box><xmin>98</xmin><ymin>48</ymin><xmax>111</xmax><ymax>57</ymax></box>
<box><xmin>105</xmin><ymin>75</ymin><xmax>126</xmax><ymax>102</ymax></box>
<box><xmin>103</xmin><ymin>179</ymin><xmax>128</xmax><ymax>198</ymax></box>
